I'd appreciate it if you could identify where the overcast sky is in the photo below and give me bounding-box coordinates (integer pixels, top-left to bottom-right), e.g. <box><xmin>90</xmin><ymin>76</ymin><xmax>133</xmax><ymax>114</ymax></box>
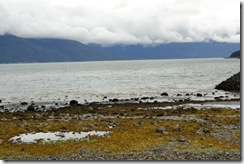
<box><xmin>0</xmin><ymin>0</ymin><xmax>240</xmax><ymax>46</ymax></box>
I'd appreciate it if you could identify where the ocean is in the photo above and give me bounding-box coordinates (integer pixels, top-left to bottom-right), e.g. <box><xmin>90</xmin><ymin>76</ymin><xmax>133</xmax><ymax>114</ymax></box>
<box><xmin>0</xmin><ymin>58</ymin><xmax>240</xmax><ymax>108</ymax></box>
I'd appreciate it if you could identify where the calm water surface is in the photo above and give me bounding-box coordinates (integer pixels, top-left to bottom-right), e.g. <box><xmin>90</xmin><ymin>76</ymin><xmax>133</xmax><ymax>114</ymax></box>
<box><xmin>0</xmin><ymin>58</ymin><xmax>240</xmax><ymax>105</ymax></box>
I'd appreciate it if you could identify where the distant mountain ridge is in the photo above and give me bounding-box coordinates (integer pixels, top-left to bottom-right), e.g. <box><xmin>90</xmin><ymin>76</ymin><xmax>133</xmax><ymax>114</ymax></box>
<box><xmin>91</xmin><ymin>42</ymin><xmax>240</xmax><ymax>59</ymax></box>
<box><xmin>0</xmin><ymin>35</ymin><xmax>128</xmax><ymax>63</ymax></box>
<box><xmin>0</xmin><ymin>34</ymin><xmax>240</xmax><ymax>63</ymax></box>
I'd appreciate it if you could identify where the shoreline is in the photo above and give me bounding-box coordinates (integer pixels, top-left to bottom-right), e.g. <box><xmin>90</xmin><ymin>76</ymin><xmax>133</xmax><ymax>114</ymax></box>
<box><xmin>0</xmin><ymin>97</ymin><xmax>240</xmax><ymax>160</ymax></box>
<box><xmin>0</xmin><ymin>90</ymin><xmax>240</xmax><ymax>113</ymax></box>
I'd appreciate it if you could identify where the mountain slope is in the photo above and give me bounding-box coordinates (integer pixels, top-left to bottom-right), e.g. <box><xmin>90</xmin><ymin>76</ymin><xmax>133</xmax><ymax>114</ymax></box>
<box><xmin>229</xmin><ymin>50</ymin><xmax>240</xmax><ymax>58</ymax></box>
<box><xmin>92</xmin><ymin>42</ymin><xmax>240</xmax><ymax>59</ymax></box>
<box><xmin>0</xmin><ymin>35</ymin><xmax>240</xmax><ymax>64</ymax></box>
<box><xmin>0</xmin><ymin>35</ymin><xmax>128</xmax><ymax>63</ymax></box>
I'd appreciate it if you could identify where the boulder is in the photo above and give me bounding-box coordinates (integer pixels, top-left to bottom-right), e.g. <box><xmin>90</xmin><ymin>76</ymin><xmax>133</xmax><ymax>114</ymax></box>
<box><xmin>27</xmin><ymin>105</ymin><xmax>35</xmax><ymax>111</ymax></box>
<box><xmin>229</xmin><ymin>50</ymin><xmax>240</xmax><ymax>58</ymax></box>
<box><xmin>69</xmin><ymin>100</ymin><xmax>78</xmax><ymax>106</ymax></box>
<box><xmin>161</xmin><ymin>92</ymin><xmax>168</xmax><ymax>96</ymax></box>
<box><xmin>141</xmin><ymin>97</ymin><xmax>149</xmax><ymax>100</ymax></box>
<box><xmin>20</xmin><ymin>102</ymin><xmax>28</xmax><ymax>105</ymax></box>
<box><xmin>133</xmin><ymin>98</ymin><xmax>139</xmax><ymax>101</ymax></box>
<box><xmin>215</xmin><ymin>72</ymin><xmax>240</xmax><ymax>91</ymax></box>
<box><xmin>196</xmin><ymin>93</ymin><xmax>202</xmax><ymax>97</ymax></box>
<box><xmin>0</xmin><ymin>100</ymin><xmax>1</xmax><ymax>103</ymax></box>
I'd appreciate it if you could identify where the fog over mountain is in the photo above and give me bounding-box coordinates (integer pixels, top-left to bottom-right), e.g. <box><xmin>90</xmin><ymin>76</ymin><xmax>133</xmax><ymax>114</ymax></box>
<box><xmin>0</xmin><ymin>35</ymin><xmax>240</xmax><ymax>63</ymax></box>
<box><xmin>0</xmin><ymin>0</ymin><xmax>240</xmax><ymax>47</ymax></box>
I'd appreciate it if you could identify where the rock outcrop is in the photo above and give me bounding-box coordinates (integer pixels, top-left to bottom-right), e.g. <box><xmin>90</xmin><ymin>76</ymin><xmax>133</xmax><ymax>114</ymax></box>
<box><xmin>215</xmin><ymin>72</ymin><xmax>240</xmax><ymax>91</ymax></box>
<box><xmin>229</xmin><ymin>50</ymin><xmax>240</xmax><ymax>59</ymax></box>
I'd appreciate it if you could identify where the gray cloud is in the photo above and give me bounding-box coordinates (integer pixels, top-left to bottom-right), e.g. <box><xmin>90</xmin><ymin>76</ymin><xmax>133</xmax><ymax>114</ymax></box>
<box><xmin>0</xmin><ymin>0</ymin><xmax>240</xmax><ymax>46</ymax></box>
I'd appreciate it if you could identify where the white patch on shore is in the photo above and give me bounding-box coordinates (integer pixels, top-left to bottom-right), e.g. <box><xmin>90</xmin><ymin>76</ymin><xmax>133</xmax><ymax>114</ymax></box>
<box><xmin>9</xmin><ymin>131</ymin><xmax>109</xmax><ymax>143</ymax></box>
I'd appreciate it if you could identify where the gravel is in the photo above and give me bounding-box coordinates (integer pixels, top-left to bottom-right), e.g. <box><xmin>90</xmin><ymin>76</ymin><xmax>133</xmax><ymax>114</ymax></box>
<box><xmin>22</xmin><ymin>146</ymin><xmax>240</xmax><ymax>161</ymax></box>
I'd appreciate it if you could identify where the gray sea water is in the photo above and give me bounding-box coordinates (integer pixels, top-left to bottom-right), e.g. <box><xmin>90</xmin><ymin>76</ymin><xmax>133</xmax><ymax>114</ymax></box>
<box><xmin>0</xmin><ymin>58</ymin><xmax>240</xmax><ymax>106</ymax></box>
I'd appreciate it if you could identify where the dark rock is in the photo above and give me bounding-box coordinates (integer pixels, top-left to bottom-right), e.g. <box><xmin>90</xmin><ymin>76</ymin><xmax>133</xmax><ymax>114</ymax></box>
<box><xmin>178</xmin><ymin>99</ymin><xmax>184</xmax><ymax>102</ymax></box>
<box><xmin>20</xmin><ymin>102</ymin><xmax>28</xmax><ymax>105</ymax></box>
<box><xmin>133</xmin><ymin>98</ymin><xmax>139</xmax><ymax>101</ymax></box>
<box><xmin>0</xmin><ymin>105</ymin><xmax>4</xmax><ymax>109</ymax></box>
<box><xmin>177</xmin><ymin>94</ymin><xmax>182</xmax><ymax>96</ymax></box>
<box><xmin>161</xmin><ymin>92</ymin><xmax>168</xmax><ymax>96</ymax></box>
<box><xmin>135</xmin><ymin>121</ymin><xmax>144</xmax><ymax>127</ymax></box>
<box><xmin>41</xmin><ymin>105</ymin><xmax>46</xmax><ymax>109</ymax></box>
<box><xmin>55</xmin><ymin>103</ymin><xmax>58</xmax><ymax>106</ymax></box>
<box><xmin>149</xmin><ymin>97</ymin><xmax>154</xmax><ymax>100</ymax></box>
<box><xmin>103</xmin><ymin>96</ymin><xmax>107</xmax><ymax>99</ymax></box>
<box><xmin>156</xmin><ymin>113</ymin><xmax>165</xmax><ymax>117</ymax></box>
<box><xmin>203</xmin><ymin>129</ymin><xmax>210</xmax><ymax>133</ymax></box>
<box><xmin>196</xmin><ymin>93</ymin><xmax>202</xmax><ymax>97</ymax></box>
<box><xmin>69</xmin><ymin>100</ymin><xmax>78</xmax><ymax>106</ymax></box>
<box><xmin>0</xmin><ymin>100</ymin><xmax>1</xmax><ymax>103</ymax></box>
<box><xmin>60</xmin><ymin>126</ymin><xmax>67</xmax><ymax>131</ymax></box>
<box><xmin>185</xmin><ymin>93</ymin><xmax>190</xmax><ymax>96</ymax></box>
<box><xmin>110</xmin><ymin>98</ymin><xmax>119</xmax><ymax>102</ymax></box>
<box><xmin>214</xmin><ymin>97</ymin><xmax>220</xmax><ymax>100</ymax></box>
<box><xmin>229</xmin><ymin>50</ymin><xmax>240</xmax><ymax>58</ymax></box>
<box><xmin>215</xmin><ymin>72</ymin><xmax>240</xmax><ymax>91</ymax></box>
<box><xmin>27</xmin><ymin>105</ymin><xmax>35</xmax><ymax>111</ymax></box>
<box><xmin>141</xmin><ymin>97</ymin><xmax>149</xmax><ymax>100</ymax></box>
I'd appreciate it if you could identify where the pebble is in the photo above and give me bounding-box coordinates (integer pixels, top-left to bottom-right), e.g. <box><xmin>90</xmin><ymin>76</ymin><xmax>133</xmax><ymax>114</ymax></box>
<box><xmin>56</xmin><ymin>132</ymin><xmax>65</xmax><ymax>138</ymax></box>
<box><xmin>178</xmin><ymin>136</ymin><xmax>187</xmax><ymax>142</ymax></box>
<box><xmin>156</xmin><ymin>127</ymin><xmax>166</xmax><ymax>133</ymax></box>
<box><xmin>29</xmin><ymin>146</ymin><xmax>240</xmax><ymax>160</ymax></box>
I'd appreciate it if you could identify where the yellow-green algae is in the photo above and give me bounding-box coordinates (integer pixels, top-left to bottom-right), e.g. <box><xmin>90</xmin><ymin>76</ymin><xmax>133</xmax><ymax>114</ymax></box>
<box><xmin>0</xmin><ymin>101</ymin><xmax>240</xmax><ymax>159</ymax></box>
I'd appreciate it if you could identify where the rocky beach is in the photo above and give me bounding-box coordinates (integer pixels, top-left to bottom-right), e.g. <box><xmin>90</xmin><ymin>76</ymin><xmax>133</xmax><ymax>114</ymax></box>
<box><xmin>0</xmin><ymin>0</ymin><xmax>240</xmax><ymax>161</ymax></box>
<box><xmin>0</xmin><ymin>91</ymin><xmax>240</xmax><ymax>161</ymax></box>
